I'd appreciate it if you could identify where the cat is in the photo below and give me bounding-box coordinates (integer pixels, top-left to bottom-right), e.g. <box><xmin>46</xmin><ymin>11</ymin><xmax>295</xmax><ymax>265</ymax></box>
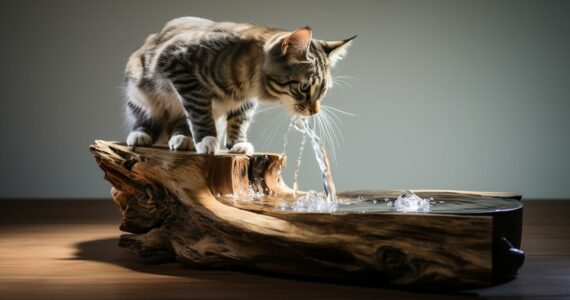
<box><xmin>124</xmin><ymin>17</ymin><xmax>354</xmax><ymax>155</ymax></box>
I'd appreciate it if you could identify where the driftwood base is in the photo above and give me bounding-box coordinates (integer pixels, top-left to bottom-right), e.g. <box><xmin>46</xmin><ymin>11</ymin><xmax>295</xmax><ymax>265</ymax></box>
<box><xmin>90</xmin><ymin>140</ymin><xmax>523</xmax><ymax>290</ymax></box>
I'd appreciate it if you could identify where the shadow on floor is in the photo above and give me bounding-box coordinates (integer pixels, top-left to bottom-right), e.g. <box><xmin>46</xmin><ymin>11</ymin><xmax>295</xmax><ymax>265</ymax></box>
<box><xmin>69</xmin><ymin>237</ymin><xmax>202</xmax><ymax>277</ymax></box>
<box><xmin>69</xmin><ymin>237</ymin><xmax>482</xmax><ymax>298</ymax></box>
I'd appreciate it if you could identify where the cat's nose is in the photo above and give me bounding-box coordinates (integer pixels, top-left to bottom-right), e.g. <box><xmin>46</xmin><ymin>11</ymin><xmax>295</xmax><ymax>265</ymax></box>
<box><xmin>308</xmin><ymin>101</ymin><xmax>320</xmax><ymax>115</ymax></box>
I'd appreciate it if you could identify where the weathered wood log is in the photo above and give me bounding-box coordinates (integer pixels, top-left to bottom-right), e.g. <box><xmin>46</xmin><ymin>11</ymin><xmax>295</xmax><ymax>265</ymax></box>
<box><xmin>90</xmin><ymin>140</ymin><xmax>523</xmax><ymax>290</ymax></box>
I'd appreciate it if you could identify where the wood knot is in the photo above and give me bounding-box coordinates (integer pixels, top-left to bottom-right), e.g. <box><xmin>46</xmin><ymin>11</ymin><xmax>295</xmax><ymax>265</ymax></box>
<box><xmin>376</xmin><ymin>246</ymin><xmax>410</xmax><ymax>275</ymax></box>
<box><xmin>122</xmin><ymin>158</ymin><xmax>138</xmax><ymax>171</ymax></box>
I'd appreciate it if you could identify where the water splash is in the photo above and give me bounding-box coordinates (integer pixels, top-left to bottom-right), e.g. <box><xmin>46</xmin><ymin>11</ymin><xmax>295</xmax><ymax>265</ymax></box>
<box><xmin>393</xmin><ymin>190</ymin><xmax>431</xmax><ymax>212</ymax></box>
<box><xmin>291</xmin><ymin>190</ymin><xmax>337</xmax><ymax>213</ymax></box>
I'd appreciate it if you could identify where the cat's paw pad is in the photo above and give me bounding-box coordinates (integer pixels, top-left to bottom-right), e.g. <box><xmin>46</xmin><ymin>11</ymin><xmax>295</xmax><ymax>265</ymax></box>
<box><xmin>126</xmin><ymin>131</ymin><xmax>152</xmax><ymax>147</ymax></box>
<box><xmin>196</xmin><ymin>136</ymin><xmax>219</xmax><ymax>154</ymax></box>
<box><xmin>168</xmin><ymin>134</ymin><xmax>195</xmax><ymax>151</ymax></box>
<box><xmin>229</xmin><ymin>142</ymin><xmax>254</xmax><ymax>155</ymax></box>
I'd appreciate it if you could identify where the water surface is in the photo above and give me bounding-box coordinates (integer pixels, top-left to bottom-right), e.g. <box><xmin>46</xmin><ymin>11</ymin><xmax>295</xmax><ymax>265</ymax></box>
<box><xmin>216</xmin><ymin>190</ymin><xmax>522</xmax><ymax>215</ymax></box>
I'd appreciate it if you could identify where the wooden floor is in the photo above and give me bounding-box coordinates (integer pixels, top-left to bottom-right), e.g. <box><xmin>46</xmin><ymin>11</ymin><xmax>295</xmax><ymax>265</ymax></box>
<box><xmin>0</xmin><ymin>199</ymin><xmax>569</xmax><ymax>300</ymax></box>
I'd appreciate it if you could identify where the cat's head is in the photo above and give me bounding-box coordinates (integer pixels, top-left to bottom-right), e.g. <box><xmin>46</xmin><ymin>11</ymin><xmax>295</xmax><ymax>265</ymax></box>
<box><xmin>263</xmin><ymin>27</ymin><xmax>355</xmax><ymax>116</ymax></box>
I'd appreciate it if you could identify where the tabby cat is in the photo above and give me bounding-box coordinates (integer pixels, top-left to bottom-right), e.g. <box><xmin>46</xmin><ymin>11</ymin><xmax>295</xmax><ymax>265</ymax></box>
<box><xmin>124</xmin><ymin>17</ymin><xmax>354</xmax><ymax>155</ymax></box>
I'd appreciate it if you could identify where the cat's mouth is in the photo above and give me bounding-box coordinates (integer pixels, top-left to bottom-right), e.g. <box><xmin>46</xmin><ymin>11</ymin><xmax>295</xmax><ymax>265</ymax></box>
<box><xmin>293</xmin><ymin>103</ymin><xmax>320</xmax><ymax>116</ymax></box>
<box><xmin>292</xmin><ymin>106</ymin><xmax>312</xmax><ymax>117</ymax></box>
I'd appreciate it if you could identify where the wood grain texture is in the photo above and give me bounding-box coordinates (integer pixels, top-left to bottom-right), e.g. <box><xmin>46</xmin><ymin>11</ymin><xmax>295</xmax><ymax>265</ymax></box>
<box><xmin>90</xmin><ymin>140</ymin><xmax>505</xmax><ymax>289</ymax></box>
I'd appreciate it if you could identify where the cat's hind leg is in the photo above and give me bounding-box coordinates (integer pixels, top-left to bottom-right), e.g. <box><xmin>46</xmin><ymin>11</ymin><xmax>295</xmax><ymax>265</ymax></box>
<box><xmin>125</xmin><ymin>102</ymin><xmax>162</xmax><ymax>147</ymax></box>
<box><xmin>124</xmin><ymin>81</ymin><xmax>163</xmax><ymax>147</ymax></box>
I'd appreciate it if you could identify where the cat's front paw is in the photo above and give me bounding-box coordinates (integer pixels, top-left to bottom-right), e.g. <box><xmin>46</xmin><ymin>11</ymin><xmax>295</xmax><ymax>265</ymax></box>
<box><xmin>168</xmin><ymin>134</ymin><xmax>195</xmax><ymax>151</ymax></box>
<box><xmin>229</xmin><ymin>142</ymin><xmax>254</xmax><ymax>155</ymax></box>
<box><xmin>196</xmin><ymin>136</ymin><xmax>219</xmax><ymax>154</ymax></box>
<box><xmin>126</xmin><ymin>131</ymin><xmax>152</xmax><ymax>147</ymax></box>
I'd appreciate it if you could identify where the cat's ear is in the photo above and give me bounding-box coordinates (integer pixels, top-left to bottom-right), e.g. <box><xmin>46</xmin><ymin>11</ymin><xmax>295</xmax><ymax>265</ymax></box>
<box><xmin>282</xmin><ymin>26</ymin><xmax>312</xmax><ymax>58</ymax></box>
<box><xmin>321</xmin><ymin>35</ymin><xmax>356</xmax><ymax>67</ymax></box>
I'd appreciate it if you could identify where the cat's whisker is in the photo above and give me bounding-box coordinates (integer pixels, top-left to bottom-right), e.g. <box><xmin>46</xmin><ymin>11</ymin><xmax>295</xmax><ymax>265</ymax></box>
<box><xmin>319</xmin><ymin>113</ymin><xmax>338</xmax><ymax>165</ymax></box>
<box><xmin>323</xmin><ymin>111</ymin><xmax>342</xmax><ymax>150</ymax></box>
<box><xmin>331</xmin><ymin>72</ymin><xmax>357</xmax><ymax>90</ymax></box>
<box><xmin>324</xmin><ymin>110</ymin><xmax>345</xmax><ymax>144</ymax></box>
<box><xmin>332</xmin><ymin>71</ymin><xmax>358</xmax><ymax>80</ymax></box>
<box><xmin>321</xmin><ymin>106</ymin><xmax>352</xmax><ymax>145</ymax></box>
<box><xmin>321</xmin><ymin>107</ymin><xmax>345</xmax><ymax>127</ymax></box>
<box><xmin>321</xmin><ymin>104</ymin><xmax>356</xmax><ymax>117</ymax></box>
<box><xmin>261</xmin><ymin>111</ymin><xmax>289</xmax><ymax>150</ymax></box>
<box><xmin>331</xmin><ymin>78</ymin><xmax>350</xmax><ymax>90</ymax></box>
<box><xmin>259</xmin><ymin>110</ymin><xmax>281</xmax><ymax>139</ymax></box>
<box><xmin>263</xmin><ymin>113</ymin><xmax>288</xmax><ymax>145</ymax></box>
<box><xmin>333</xmin><ymin>74</ymin><xmax>358</xmax><ymax>80</ymax></box>
<box><xmin>322</xmin><ymin>109</ymin><xmax>348</xmax><ymax>144</ymax></box>
<box><xmin>333</xmin><ymin>77</ymin><xmax>349</xmax><ymax>84</ymax></box>
<box><xmin>255</xmin><ymin>104</ymin><xmax>280</xmax><ymax>114</ymax></box>
<box><xmin>318</xmin><ymin>103</ymin><xmax>354</xmax><ymax>165</ymax></box>
<box><xmin>324</xmin><ymin>112</ymin><xmax>340</xmax><ymax>165</ymax></box>
<box><xmin>315</xmin><ymin>111</ymin><xmax>338</xmax><ymax>164</ymax></box>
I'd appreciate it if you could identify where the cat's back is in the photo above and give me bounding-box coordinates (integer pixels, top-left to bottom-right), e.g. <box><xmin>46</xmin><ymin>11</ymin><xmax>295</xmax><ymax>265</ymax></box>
<box><xmin>153</xmin><ymin>17</ymin><xmax>275</xmax><ymax>46</ymax></box>
<box><xmin>131</xmin><ymin>17</ymin><xmax>280</xmax><ymax>79</ymax></box>
<box><xmin>155</xmin><ymin>17</ymin><xmax>215</xmax><ymax>43</ymax></box>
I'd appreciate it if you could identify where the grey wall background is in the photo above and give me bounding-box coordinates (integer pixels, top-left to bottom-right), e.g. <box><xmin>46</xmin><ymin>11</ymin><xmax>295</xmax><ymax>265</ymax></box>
<box><xmin>1</xmin><ymin>0</ymin><xmax>569</xmax><ymax>198</ymax></box>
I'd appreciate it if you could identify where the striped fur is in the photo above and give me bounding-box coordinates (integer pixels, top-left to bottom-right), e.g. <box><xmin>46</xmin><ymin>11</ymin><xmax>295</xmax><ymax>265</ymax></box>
<box><xmin>124</xmin><ymin>17</ymin><xmax>354</xmax><ymax>154</ymax></box>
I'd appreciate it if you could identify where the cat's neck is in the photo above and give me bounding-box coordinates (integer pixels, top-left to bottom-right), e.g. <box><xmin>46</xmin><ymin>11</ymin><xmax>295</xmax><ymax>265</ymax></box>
<box><xmin>263</xmin><ymin>31</ymin><xmax>289</xmax><ymax>52</ymax></box>
<box><xmin>254</xmin><ymin>32</ymin><xmax>289</xmax><ymax>103</ymax></box>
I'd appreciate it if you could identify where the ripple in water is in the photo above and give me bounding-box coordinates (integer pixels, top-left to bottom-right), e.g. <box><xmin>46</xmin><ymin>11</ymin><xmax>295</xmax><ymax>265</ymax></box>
<box><xmin>217</xmin><ymin>188</ymin><xmax>521</xmax><ymax>215</ymax></box>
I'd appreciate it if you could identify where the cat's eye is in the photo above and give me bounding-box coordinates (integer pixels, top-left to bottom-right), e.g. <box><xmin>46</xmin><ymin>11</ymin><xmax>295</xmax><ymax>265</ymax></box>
<box><xmin>299</xmin><ymin>82</ymin><xmax>310</xmax><ymax>93</ymax></box>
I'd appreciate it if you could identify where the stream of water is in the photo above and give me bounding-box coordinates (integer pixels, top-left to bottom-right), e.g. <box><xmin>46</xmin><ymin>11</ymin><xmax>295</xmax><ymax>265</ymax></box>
<box><xmin>290</xmin><ymin>117</ymin><xmax>337</xmax><ymax>203</ymax></box>
<box><xmin>292</xmin><ymin>133</ymin><xmax>307</xmax><ymax>198</ymax></box>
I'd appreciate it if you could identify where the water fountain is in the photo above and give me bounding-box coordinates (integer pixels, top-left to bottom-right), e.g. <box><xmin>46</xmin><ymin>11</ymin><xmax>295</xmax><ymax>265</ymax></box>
<box><xmin>90</xmin><ymin>119</ymin><xmax>524</xmax><ymax>289</ymax></box>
